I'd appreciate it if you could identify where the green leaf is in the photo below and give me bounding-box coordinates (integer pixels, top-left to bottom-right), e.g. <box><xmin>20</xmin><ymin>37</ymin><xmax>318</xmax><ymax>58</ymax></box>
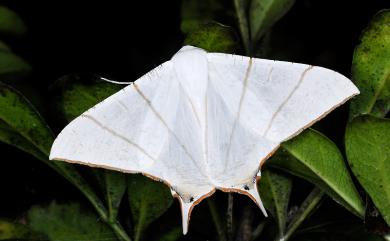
<box><xmin>0</xmin><ymin>83</ymin><xmax>53</xmax><ymax>155</ymax></box>
<box><xmin>0</xmin><ymin>51</ymin><xmax>31</xmax><ymax>82</ymax></box>
<box><xmin>128</xmin><ymin>174</ymin><xmax>173</xmax><ymax>241</ymax></box>
<box><xmin>102</xmin><ymin>170</ymin><xmax>127</xmax><ymax>223</ymax></box>
<box><xmin>258</xmin><ymin>169</ymin><xmax>292</xmax><ymax>238</ymax></box>
<box><xmin>0</xmin><ymin>5</ymin><xmax>26</xmax><ymax>36</ymax></box>
<box><xmin>0</xmin><ymin>219</ymin><xmax>44</xmax><ymax>240</ymax></box>
<box><xmin>59</xmin><ymin>77</ymin><xmax>122</xmax><ymax>121</ymax></box>
<box><xmin>249</xmin><ymin>0</ymin><xmax>295</xmax><ymax>47</ymax></box>
<box><xmin>0</xmin><ymin>120</ymin><xmax>47</xmax><ymax>161</ymax></box>
<box><xmin>268</xmin><ymin>129</ymin><xmax>365</xmax><ymax>217</ymax></box>
<box><xmin>0</xmin><ymin>83</ymin><xmax>111</xmax><ymax>234</ymax></box>
<box><xmin>28</xmin><ymin>202</ymin><xmax>116</xmax><ymax>241</ymax></box>
<box><xmin>350</xmin><ymin>9</ymin><xmax>390</xmax><ymax>119</ymax></box>
<box><xmin>233</xmin><ymin>0</ymin><xmax>250</xmax><ymax>53</ymax></box>
<box><xmin>184</xmin><ymin>22</ymin><xmax>238</xmax><ymax>53</ymax></box>
<box><xmin>94</xmin><ymin>169</ymin><xmax>127</xmax><ymax>223</ymax></box>
<box><xmin>345</xmin><ymin>115</ymin><xmax>390</xmax><ymax>226</ymax></box>
<box><xmin>180</xmin><ymin>0</ymin><xmax>233</xmax><ymax>34</ymax></box>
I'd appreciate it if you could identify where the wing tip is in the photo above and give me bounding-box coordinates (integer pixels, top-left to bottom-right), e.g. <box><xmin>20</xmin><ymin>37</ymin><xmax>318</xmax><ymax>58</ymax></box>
<box><xmin>178</xmin><ymin>198</ymin><xmax>193</xmax><ymax>235</ymax></box>
<box><xmin>327</xmin><ymin>68</ymin><xmax>360</xmax><ymax>96</ymax></box>
<box><xmin>246</xmin><ymin>186</ymin><xmax>268</xmax><ymax>217</ymax></box>
<box><xmin>48</xmin><ymin>135</ymin><xmax>60</xmax><ymax>161</ymax></box>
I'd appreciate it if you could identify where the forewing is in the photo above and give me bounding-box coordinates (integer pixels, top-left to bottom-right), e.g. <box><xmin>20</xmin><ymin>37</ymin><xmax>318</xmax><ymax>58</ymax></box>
<box><xmin>207</xmin><ymin>53</ymin><xmax>359</xmax><ymax>143</ymax></box>
<box><xmin>50</xmin><ymin>61</ymin><xmax>213</xmax><ymax>201</ymax></box>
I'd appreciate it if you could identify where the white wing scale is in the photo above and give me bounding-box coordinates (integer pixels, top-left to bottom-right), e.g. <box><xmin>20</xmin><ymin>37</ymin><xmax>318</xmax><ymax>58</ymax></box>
<box><xmin>50</xmin><ymin>46</ymin><xmax>359</xmax><ymax>234</ymax></box>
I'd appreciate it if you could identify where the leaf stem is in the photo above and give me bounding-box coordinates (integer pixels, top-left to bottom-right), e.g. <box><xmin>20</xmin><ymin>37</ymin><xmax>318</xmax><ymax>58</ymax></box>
<box><xmin>227</xmin><ymin>193</ymin><xmax>234</xmax><ymax>241</ymax></box>
<box><xmin>236</xmin><ymin>205</ymin><xmax>254</xmax><ymax>241</ymax></box>
<box><xmin>233</xmin><ymin>0</ymin><xmax>251</xmax><ymax>55</ymax></box>
<box><xmin>105</xmin><ymin>173</ymin><xmax>115</xmax><ymax>223</ymax></box>
<box><xmin>282</xmin><ymin>187</ymin><xmax>324</xmax><ymax>241</ymax></box>
<box><xmin>134</xmin><ymin>203</ymin><xmax>147</xmax><ymax>241</ymax></box>
<box><xmin>207</xmin><ymin>198</ymin><xmax>227</xmax><ymax>241</ymax></box>
<box><xmin>109</xmin><ymin>221</ymin><xmax>132</xmax><ymax>241</ymax></box>
<box><xmin>251</xmin><ymin>220</ymin><xmax>267</xmax><ymax>241</ymax></box>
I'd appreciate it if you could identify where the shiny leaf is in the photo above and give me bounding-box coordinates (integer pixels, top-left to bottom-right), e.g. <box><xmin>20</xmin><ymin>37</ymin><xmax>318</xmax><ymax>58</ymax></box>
<box><xmin>268</xmin><ymin>129</ymin><xmax>364</xmax><ymax>217</ymax></box>
<box><xmin>0</xmin><ymin>120</ymin><xmax>47</xmax><ymax>161</ymax></box>
<box><xmin>0</xmin><ymin>83</ymin><xmax>53</xmax><ymax>155</ymax></box>
<box><xmin>346</xmin><ymin>115</ymin><xmax>390</xmax><ymax>226</ymax></box>
<box><xmin>350</xmin><ymin>10</ymin><xmax>390</xmax><ymax>118</ymax></box>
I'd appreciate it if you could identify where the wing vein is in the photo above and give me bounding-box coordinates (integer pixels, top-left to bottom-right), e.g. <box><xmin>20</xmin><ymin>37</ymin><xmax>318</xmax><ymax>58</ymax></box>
<box><xmin>224</xmin><ymin>57</ymin><xmax>253</xmax><ymax>171</ymax></box>
<box><xmin>172</xmin><ymin>69</ymin><xmax>202</xmax><ymax>126</ymax></box>
<box><xmin>263</xmin><ymin>65</ymin><xmax>314</xmax><ymax>137</ymax></box>
<box><xmin>132</xmin><ymin>83</ymin><xmax>207</xmax><ymax>177</ymax></box>
<box><xmin>81</xmin><ymin>114</ymin><xmax>157</xmax><ymax>162</ymax></box>
<box><xmin>204</xmin><ymin>84</ymin><xmax>209</xmax><ymax>165</ymax></box>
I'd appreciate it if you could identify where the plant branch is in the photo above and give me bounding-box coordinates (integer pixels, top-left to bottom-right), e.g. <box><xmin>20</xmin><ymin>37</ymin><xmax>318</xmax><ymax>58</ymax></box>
<box><xmin>251</xmin><ymin>220</ymin><xmax>267</xmax><ymax>241</ymax></box>
<box><xmin>207</xmin><ymin>198</ymin><xmax>227</xmax><ymax>241</ymax></box>
<box><xmin>109</xmin><ymin>221</ymin><xmax>132</xmax><ymax>241</ymax></box>
<box><xmin>235</xmin><ymin>205</ymin><xmax>254</xmax><ymax>241</ymax></box>
<box><xmin>227</xmin><ymin>193</ymin><xmax>234</xmax><ymax>241</ymax></box>
<box><xmin>282</xmin><ymin>187</ymin><xmax>324</xmax><ymax>241</ymax></box>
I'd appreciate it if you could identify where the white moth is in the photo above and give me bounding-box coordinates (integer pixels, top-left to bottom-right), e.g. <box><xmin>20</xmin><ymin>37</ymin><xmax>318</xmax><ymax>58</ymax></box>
<box><xmin>50</xmin><ymin>46</ymin><xmax>359</xmax><ymax>234</ymax></box>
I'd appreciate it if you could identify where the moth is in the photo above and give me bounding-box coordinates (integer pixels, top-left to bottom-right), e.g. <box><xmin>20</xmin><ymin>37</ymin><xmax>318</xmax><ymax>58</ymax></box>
<box><xmin>50</xmin><ymin>46</ymin><xmax>359</xmax><ymax>234</ymax></box>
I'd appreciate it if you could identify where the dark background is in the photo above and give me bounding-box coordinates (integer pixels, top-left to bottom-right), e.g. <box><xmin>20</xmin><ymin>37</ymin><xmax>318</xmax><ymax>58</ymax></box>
<box><xmin>0</xmin><ymin>0</ymin><xmax>389</xmax><ymax>225</ymax></box>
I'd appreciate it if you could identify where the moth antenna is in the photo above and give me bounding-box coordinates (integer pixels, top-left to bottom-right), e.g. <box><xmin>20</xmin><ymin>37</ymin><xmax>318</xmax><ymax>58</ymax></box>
<box><xmin>100</xmin><ymin>77</ymin><xmax>132</xmax><ymax>85</ymax></box>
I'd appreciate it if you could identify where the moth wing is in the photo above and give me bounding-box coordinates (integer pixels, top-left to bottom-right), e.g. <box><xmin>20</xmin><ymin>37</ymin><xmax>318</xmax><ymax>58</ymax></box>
<box><xmin>207</xmin><ymin>53</ymin><xmax>359</xmax><ymax>143</ymax></box>
<box><xmin>206</xmin><ymin>52</ymin><xmax>358</xmax><ymax>209</ymax></box>
<box><xmin>50</xmin><ymin>60</ymin><xmax>213</xmax><ymax>234</ymax></box>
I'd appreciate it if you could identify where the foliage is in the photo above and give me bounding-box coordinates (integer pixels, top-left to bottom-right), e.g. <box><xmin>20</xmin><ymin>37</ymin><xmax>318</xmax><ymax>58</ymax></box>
<box><xmin>28</xmin><ymin>202</ymin><xmax>117</xmax><ymax>241</ymax></box>
<box><xmin>269</xmin><ymin>129</ymin><xmax>364</xmax><ymax>217</ymax></box>
<box><xmin>0</xmin><ymin>6</ymin><xmax>26</xmax><ymax>36</ymax></box>
<box><xmin>346</xmin><ymin>115</ymin><xmax>390</xmax><ymax>226</ymax></box>
<box><xmin>184</xmin><ymin>23</ymin><xmax>238</xmax><ymax>53</ymax></box>
<box><xmin>350</xmin><ymin>10</ymin><xmax>390</xmax><ymax>119</ymax></box>
<box><xmin>0</xmin><ymin>2</ymin><xmax>389</xmax><ymax>241</ymax></box>
<box><xmin>128</xmin><ymin>174</ymin><xmax>173</xmax><ymax>241</ymax></box>
<box><xmin>0</xmin><ymin>219</ymin><xmax>43</xmax><ymax>240</ymax></box>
